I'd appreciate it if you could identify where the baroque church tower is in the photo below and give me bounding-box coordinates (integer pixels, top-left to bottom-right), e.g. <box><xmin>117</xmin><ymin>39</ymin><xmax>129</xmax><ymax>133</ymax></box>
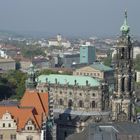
<box><xmin>111</xmin><ymin>11</ymin><xmax>136</xmax><ymax>121</ymax></box>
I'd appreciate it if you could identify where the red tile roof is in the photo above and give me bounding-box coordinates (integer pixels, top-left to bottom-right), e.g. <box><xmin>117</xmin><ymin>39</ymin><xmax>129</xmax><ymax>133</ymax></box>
<box><xmin>0</xmin><ymin>90</ymin><xmax>49</xmax><ymax>131</ymax></box>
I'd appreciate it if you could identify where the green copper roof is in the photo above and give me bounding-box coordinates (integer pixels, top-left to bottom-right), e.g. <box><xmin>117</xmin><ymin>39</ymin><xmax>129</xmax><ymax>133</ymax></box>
<box><xmin>37</xmin><ymin>74</ymin><xmax>100</xmax><ymax>87</ymax></box>
<box><xmin>120</xmin><ymin>10</ymin><xmax>130</xmax><ymax>35</ymax></box>
<box><xmin>89</xmin><ymin>63</ymin><xmax>113</xmax><ymax>72</ymax></box>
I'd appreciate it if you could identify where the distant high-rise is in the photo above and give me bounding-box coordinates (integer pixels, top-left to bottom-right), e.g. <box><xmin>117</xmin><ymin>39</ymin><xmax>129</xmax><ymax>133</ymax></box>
<box><xmin>80</xmin><ymin>42</ymin><xmax>96</xmax><ymax>64</ymax></box>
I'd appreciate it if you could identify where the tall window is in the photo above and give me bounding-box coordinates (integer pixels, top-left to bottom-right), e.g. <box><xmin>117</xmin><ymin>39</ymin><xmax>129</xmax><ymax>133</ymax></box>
<box><xmin>2</xmin><ymin>123</ymin><xmax>5</xmax><ymax>127</ymax></box>
<box><xmin>26</xmin><ymin>136</ymin><xmax>33</xmax><ymax>140</ymax></box>
<box><xmin>91</xmin><ymin>101</ymin><xmax>96</xmax><ymax>108</ymax></box>
<box><xmin>59</xmin><ymin>99</ymin><xmax>63</xmax><ymax>105</ymax></box>
<box><xmin>79</xmin><ymin>100</ymin><xmax>84</xmax><ymax>108</ymax></box>
<box><xmin>10</xmin><ymin>134</ymin><xmax>16</xmax><ymax>140</ymax></box>
<box><xmin>68</xmin><ymin>99</ymin><xmax>73</xmax><ymax>108</ymax></box>
<box><xmin>0</xmin><ymin>135</ymin><xmax>3</xmax><ymax>140</ymax></box>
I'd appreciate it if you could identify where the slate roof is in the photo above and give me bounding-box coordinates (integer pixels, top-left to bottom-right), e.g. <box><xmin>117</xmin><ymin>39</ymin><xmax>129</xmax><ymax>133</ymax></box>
<box><xmin>66</xmin><ymin>123</ymin><xmax>140</xmax><ymax>140</ymax></box>
<box><xmin>89</xmin><ymin>62</ymin><xmax>113</xmax><ymax>72</ymax></box>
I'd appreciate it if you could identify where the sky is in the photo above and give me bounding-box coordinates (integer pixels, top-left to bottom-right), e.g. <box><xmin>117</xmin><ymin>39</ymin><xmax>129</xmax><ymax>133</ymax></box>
<box><xmin>0</xmin><ymin>0</ymin><xmax>139</xmax><ymax>37</ymax></box>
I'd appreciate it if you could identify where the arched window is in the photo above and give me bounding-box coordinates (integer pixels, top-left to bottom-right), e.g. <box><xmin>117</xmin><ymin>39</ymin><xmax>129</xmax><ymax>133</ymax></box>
<box><xmin>91</xmin><ymin>101</ymin><xmax>96</xmax><ymax>108</ymax></box>
<box><xmin>68</xmin><ymin>99</ymin><xmax>73</xmax><ymax>108</ymax></box>
<box><xmin>79</xmin><ymin>100</ymin><xmax>84</xmax><ymax>108</ymax></box>
<box><xmin>59</xmin><ymin>99</ymin><xmax>63</xmax><ymax>105</ymax></box>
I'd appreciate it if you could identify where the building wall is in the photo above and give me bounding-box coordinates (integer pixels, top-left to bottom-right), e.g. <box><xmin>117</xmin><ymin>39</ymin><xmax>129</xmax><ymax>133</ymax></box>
<box><xmin>136</xmin><ymin>71</ymin><xmax>140</xmax><ymax>83</ymax></box>
<box><xmin>37</xmin><ymin>83</ymin><xmax>108</xmax><ymax>113</ymax></box>
<box><xmin>17</xmin><ymin>132</ymin><xmax>41</xmax><ymax>140</ymax></box>
<box><xmin>80</xmin><ymin>46</ymin><xmax>96</xmax><ymax>64</ymax></box>
<box><xmin>0</xmin><ymin>130</ymin><xmax>17</xmax><ymax>140</ymax></box>
<box><xmin>73</xmin><ymin>66</ymin><xmax>104</xmax><ymax>79</ymax></box>
<box><xmin>62</xmin><ymin>54</ymin><xmax>80</xmax><ymax>68</ymax></box>
<box><xmin>0</xmin><ymin>60</ymin><xmax>15</xmax><ymax>71</ymax></box>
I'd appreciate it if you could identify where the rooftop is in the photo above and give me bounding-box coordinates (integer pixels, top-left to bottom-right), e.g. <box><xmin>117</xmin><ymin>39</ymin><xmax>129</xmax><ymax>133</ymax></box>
<box><xmin>89</xmin><ymin>62</ymin><xmax>113</xmax><ymax>72</ymax></box>
<box><xmin>37</xmin><ymin>74</ymin><xmax>100</xmax><ymax>87</ymax></box>
<box><xmin>0</xmin><ymin>90</ymin><xmax>49</xmax><ymax>131</ymax></box>
<box><xmin>67</xmin><ymin>122</ymin><xmax>140</xmax><ymax>140</ymax></box>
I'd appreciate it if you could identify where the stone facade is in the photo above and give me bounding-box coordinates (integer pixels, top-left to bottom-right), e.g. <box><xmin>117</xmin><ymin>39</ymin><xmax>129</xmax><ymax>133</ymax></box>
<box><xmin>111</xmin><ymin>11</ymin><xmax>136</xmax><ymax>122</ymax></box>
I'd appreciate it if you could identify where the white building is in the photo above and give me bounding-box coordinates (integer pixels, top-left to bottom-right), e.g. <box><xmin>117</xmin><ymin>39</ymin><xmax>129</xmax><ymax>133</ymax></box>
<box><xmin>133</xmin><ymin>47</ymin><xmax>140</xmax><ymax>59</ymax></box>
<box><xmin>136</xmin><ymin>71</ymin><xmax>140</xmax><ymax>83</ymax></box>
<box><xmin>48</xmin><ymin>34</ymin><xmax>71</xmax><ymax>48</ymax></box>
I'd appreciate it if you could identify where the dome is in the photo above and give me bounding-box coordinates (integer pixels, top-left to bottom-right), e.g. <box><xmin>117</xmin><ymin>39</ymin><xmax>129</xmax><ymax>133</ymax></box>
<box><xmin>120</xmin><ymin>10</ymin><xmax>130</xmax><ymax>35</ymax></box>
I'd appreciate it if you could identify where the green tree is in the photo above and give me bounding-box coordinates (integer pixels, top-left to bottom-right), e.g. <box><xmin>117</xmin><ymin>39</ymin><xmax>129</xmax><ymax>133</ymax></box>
<box><xmin>0</xmin><ymin>70</ymin><xmax>27</xmax><ymax>100</ymax></box>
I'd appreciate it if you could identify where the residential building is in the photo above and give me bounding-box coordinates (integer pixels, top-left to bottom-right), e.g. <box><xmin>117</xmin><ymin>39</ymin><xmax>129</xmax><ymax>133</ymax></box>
<box><xmin>0</xmin><ymin>58</ymin><xmax>15</xmax><ymax>71</ymax></box>
<box><xmin>0</xmin><ymin>89</ymin><xmax>49</xmax><ymax>140</ymax></box>
<box><xmin>80</xmin><ymin>42</ymin><xmax>96</xmax><ymax>64</ymax></box>
<box><xmin>48</xmin><ymin>34</ymin><xmax>71</xmax><ymax>48</ymax></box>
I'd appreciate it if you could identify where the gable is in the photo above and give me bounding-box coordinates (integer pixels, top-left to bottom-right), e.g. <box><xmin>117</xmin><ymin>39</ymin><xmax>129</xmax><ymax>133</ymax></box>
<box><xmin>76</xmin><ymin>66</ymin><xmax>100</xmax><ymax>73</ymax></box>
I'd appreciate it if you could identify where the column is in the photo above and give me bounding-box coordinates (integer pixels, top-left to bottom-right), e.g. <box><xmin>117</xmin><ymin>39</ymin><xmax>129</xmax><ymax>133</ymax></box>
<box><xmin>117</xmin><ymin>75</ymin><xmax>122</xmax><ymax>95</ymax></box>
<box><xmin>125</xmin><ymin>75</ymin><xmax>128</xmax><ymax>93</ymax></box>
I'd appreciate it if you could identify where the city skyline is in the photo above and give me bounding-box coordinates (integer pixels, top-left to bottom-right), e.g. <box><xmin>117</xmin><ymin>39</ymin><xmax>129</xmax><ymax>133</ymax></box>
<box><xmin>0</xmin><ymin>0</ymin><xmax>139</xmax><ymax>37</ymax></box>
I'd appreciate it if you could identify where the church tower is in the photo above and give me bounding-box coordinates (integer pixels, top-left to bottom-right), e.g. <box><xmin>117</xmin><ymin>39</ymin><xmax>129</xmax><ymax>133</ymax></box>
<box><xmin>111</xmin><ymin>11</ymin><xmax>136</xmax><ymax>121</ymax></box>
<box><xmin>26</xmin><ymin>63</ymin><xmax>37</xmax><ymax>89</ymax></box>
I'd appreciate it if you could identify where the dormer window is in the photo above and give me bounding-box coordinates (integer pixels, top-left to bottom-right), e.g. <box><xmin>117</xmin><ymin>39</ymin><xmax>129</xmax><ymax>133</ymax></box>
<box><xmin>25</xmin><ymin>120</ymin><xmax>35</xmax><ymax>131</ymax></box>
<box><xmin>27</xmin><ymin>126</ymin><xmax>33</xmax><ymax>130</ymax></box>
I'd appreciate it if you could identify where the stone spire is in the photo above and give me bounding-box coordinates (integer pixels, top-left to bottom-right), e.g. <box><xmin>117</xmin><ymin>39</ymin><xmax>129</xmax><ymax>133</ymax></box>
<box><xmin>26</xmin><ymin>63</ymin><xmax>37</xmax><ymax>89</ymax></box>
<box><xmin>120</xmin><ymin>10</ymin><xmax>130</xmax><ymax>36</ymax></box>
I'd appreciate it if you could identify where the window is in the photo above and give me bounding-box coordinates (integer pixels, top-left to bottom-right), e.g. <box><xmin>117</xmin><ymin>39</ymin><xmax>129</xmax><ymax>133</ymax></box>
<box><xmin>26</xmin><ymin>136</ymin><xmax>33</xmax><ymax>140</ymax></box>
<box><xmin>9</xmin><ymin>123</ymin><xmax>11</xmax><ymax>127</ymax></box>
<box><xmin>2</xmin><ymin>123</ymin><xmax>5</xmax><ymax>127</ymax></box>
<box><xmin>91</xmin><ymin>101</ymin><xmax>96</xmax><ymax>108</ymax></box>
<box><xmin>92</xmin><ymin>93</ymin><xmax>95</xmax><ymax>97</ymax></box>
<box><xmin>79</xmin><ymin>100</ymin><xmax>84</xmax><ymax>108</ymax></box>
<box><xmin>0</xmin><ymin>135</ymin><xmax>3</xmax><ymax>140</ymax></box>
<box><xmin>68</xmin><ymin>99</ymin><xmax>73</xmax><ymax>108</ymax></box>
<box><xmin>10</xmin><ymin>134</ymin><xmax>16</xmax><ymax>140</ymax></box>
<box><xmin>27</xmin><ymin>126</ymin><xmax>33</xmax><ymax>130</ymax></box>
<box><xmin>59</xmin><ymin>99</ymin><xmax>63</xmax><ymax>105</ymax></box>
<box><xmin>79</xmin><ymin>93</ymin><xmax>82</xmax><ymax>96</ymax></box>
<box><xmin>69</xmin><ymin>92</ymin><xmax>72</xmax><ymax>95</ymax></box>
<box><xmin>60</xmin><ymin>91</ymin><xmax>62</xmax><ymax>94</ymax></box>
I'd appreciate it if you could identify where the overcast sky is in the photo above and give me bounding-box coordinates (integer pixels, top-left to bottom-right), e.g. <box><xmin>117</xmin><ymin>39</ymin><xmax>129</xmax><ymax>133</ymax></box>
<box><xmin>0</xmin><ymin>0</ymin><xmax>139</xmax><ymax>37</ymax></box>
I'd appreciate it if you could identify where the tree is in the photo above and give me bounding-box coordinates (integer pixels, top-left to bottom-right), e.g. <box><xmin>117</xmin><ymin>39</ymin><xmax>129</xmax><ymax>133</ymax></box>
<box><xmin>0</xmin><ymin>70</ymin><xmax>27</xmax><ymax>100</ymax></box>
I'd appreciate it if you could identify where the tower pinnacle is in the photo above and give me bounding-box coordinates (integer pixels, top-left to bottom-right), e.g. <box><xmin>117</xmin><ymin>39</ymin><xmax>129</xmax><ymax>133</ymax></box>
<box><xmin>120</xmin><ymin>10</ymin><xmax>130</xmax><ymax>36</ymax></box>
